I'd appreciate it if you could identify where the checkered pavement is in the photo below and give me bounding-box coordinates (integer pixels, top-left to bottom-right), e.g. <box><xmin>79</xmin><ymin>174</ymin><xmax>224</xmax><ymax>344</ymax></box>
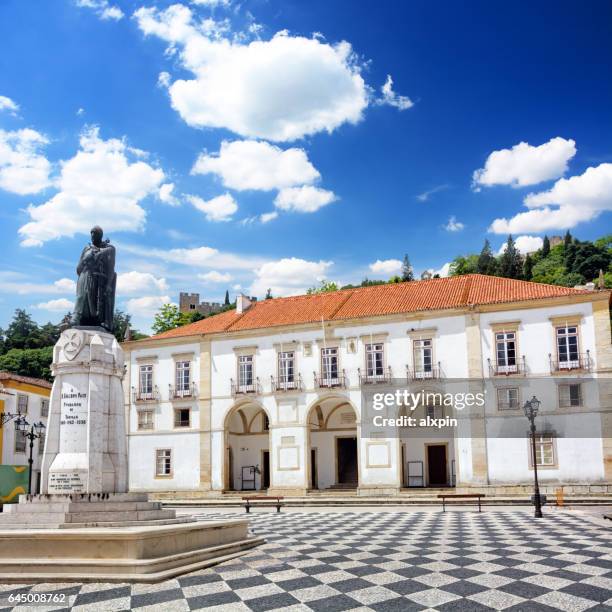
<box><xmin>1</xmin><ymin>510</ymin><xmax>611</xmax><ymax>611</ymax></box>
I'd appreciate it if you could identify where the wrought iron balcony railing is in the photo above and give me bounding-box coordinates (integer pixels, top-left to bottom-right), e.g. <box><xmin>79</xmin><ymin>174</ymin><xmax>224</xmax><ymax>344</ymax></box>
<box><xmin>406</xmin><ymin>363</ymin><xmax>442</xmax><ymax>381</ymax></box>
<box><xmin>314</xmin><ymin>370</ymin><xmax>346</xmax><ymax>389</ymax></box>
<box><xmin>488</xmin><ymin>356</ymin><xmax>526</xmax><ymax>376</ymax></box>
<box><xmin>271</xmin><ymin>373</ymin><xmax>303</xmax><ymax>392</ymax></box>
<box><xmin>231</xmin><ymin>377</ymin><xmax>261</xmax><ymax>395</ymax></box>
<box><xmin>358</xmin><ymin>366</ymin><xmax>392</xmax><ymax>385</ymax></box>
<box><xmin>549</xmin><ymin>350</ymin><xmax>591</xmax><ymax>372</ymax></box>
<box><xmin>132</xmin><ymin>386</ymin><xmax>160</xmax><ymax>403</ymax></box>
<box><xmin>169</xmin><ymin>382</ymin><xmax>198</xmax><ymax>400</ymax></box>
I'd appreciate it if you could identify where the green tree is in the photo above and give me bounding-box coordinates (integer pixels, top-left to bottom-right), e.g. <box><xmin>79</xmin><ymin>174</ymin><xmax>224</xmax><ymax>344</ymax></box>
<box><xmin>151</xmin><ymin>304</ymin><xmax>186</xmax><ymax>335</ymax></box>
<box><xmin>542</xmin><ymin>235</ymin><xmax>551</xmax><ymax>257</ymax></box>
<box><xmin>498</xmin><ymin>235</ymin><xmax>524</xmax><ymax>279</ymax></box>
<box><xmin>0</xmin><ymin>346</ymin><xmax>54</xmax><ymax>381</ymax></box>
<box><xmin>401</xmin><ymin>255</ymin><xmax>414</xmax><ymax>282</ymax></box>
<box><xmin>224</xmin><ymin>290</ymin><xmax>230</xmax><ymax>305</ymax></box>
<box><xmin>449</xmin><ymin>254</ymin><xmax>479</xmax><ymax>276</ymax></box>
<box><xmin>265</xmin><ymin>288</ymin><xmax>273</xmax><ymax>300</ymax></box>
<box><xmin>476</xmin><ymin>239</ymin><xmax>498</xmax><ymax>275</ymax></box>
<box><xmin>3</xmin><ymin>309</ymin><xmax>41</xmax><ymax>351</ymax></box>
<box><xmin>523</xmin><ymin>253</ymin><xmax>534</xmax><ymax>280</ymax></box>
<box><xmin>307</xmin><ymin>280</ymin><xmax>339</xmax><ymax>294</ymax></box>
<box><xmin>564</xmin><ymin>230</ymin><xmax>573</xmax><ymax>250</ymax></box>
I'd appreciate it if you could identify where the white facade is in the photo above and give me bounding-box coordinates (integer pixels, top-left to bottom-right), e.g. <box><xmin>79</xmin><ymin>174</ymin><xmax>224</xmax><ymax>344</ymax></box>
<box><xmin>124</xmin><ymin>291</ymin><xmax>611</xmax><ymax>496</ymax></box>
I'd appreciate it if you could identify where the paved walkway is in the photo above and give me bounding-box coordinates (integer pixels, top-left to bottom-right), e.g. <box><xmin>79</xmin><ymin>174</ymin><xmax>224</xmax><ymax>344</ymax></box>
<box><xmin>1</xmin><ymin>509</ymin><xmax>611</xmax><ymax>611</ymax></box>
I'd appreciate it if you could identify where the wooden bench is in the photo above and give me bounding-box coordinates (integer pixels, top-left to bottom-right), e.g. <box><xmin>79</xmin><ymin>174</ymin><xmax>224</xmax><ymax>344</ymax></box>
<box><xmin>242</xmin><ymin>496</ymin><xmax>284</xmax><ymax>513</ymax></box>
<box><xmin>438</xmin><ymin>493</ymin><xmax>485</xmax><ymax>512</ymax></box>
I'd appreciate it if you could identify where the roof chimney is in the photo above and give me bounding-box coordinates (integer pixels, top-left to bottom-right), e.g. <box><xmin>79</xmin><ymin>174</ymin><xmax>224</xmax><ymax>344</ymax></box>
<box><xmin>236</xmin><ymin>294</ymin><xmax>253</xmax><ymax>314</ymax></box>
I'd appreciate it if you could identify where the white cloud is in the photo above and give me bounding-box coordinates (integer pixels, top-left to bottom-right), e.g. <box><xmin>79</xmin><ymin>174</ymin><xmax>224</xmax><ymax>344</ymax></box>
<box><xmin>134</xmin><ymin>4</ymin><xmax>370</xmax><ymax>141</ymax></box>
<box><xmin>443</xmin><ymin>216</ymin><xmax>464</xmax><ymax>232</ymax></box>
<box><xmin>198</xmin><ymin>270</ymin><xmax>232</xmax><ymax>283</ymax></box>
<box><xmin>187</xmin><ymin>192</ymin><xmax>237</xmax><ymax>221</ymax></box>
<box><xmin>0</xmin><ymin>95</ymin><xmax>19</xmax><ymax>114</ymax></box>
<box><xmin>76</xmin><ymin>107</ymin><xmax>85</xmax><ymax>116</ymax></box>
<box><xmin>19</xmin><ymin>127</ymin><xmax>164</xmax><ymax>246</ymax></box>
<box><xmin>274</xmin><ymin>185</ymin><xmax>337</xmax><ymax>213</ymax></box>
<box><xmin>473</xmin><ymin>137</ymin><xmax>576</xmax><ymax>189</ymax></box>
<box><xmin>159</xmin><ymin>182</ymin><xmax>179</xmax><ymax>205</ymax></box>
<box><xmin>0</xmin><ymin>128</ymin><xmax>52</xmax><ymax>195</ymax></box>
<box><xmin>497</xmin><ymin>235</ymin><xmax>543</xmax><ymax>255</ymax></box>
<box><xmin>369</xmin><ymin>259</ymin><xmax>402</xmax><ymax>276</ymax></box>
<box><xmin>126</xmin><ymin>295</ymin><xmax>171</xmax><ymax>319</ymax></box>
<box><xmin>489</xmin><ymin>163</ymin><xmax>612</xmax><ymax>233</ymax></box>
<box><xmin>260</xmin><ymin>211</ymin><xmax>278</xmax><ymax>223</ymax></box>
<box><xmin>35</xmin><ymin>298</ymin><xmax>74</xmax><ymax>312</ymax></box>
<box><xmin>117</xmin><ymin>271</ymin><xmax>169</xmax><ymax>296</ymax></box>
<box><xmin>191</xmin><ymin>0</ymin><xmax>231</xmax><ymax>6</ymax></box>
<box><xmin>76</xmin><ymin>0</ymin><xmax>124</xmax><ymax>21</ymax></box>
<box><xmin>376</xmin><ymin>75</ymin><xmax>413</xmax><ymax>110</ymax></box>
<box><xmin>192</xmin><ymin>140</ymin><xmax>320</xmax><ymax>190</ymax></box>
<box><xmin>54</xmin><ymin>278</ymin><xmax>76</xmax><ymax>292</ymax></box>
<box><xmin>250</xmin><ymin>257</ymin><xmax>332</xmax><ymax>296</ymax></box>
<box><xmin>416</xmin><ymin>184</ymin><xmax>448</xmax><ymax>202</ymax></box>
<box><xmin>435</xmin><ymin>262</ymin><xmax>451</xmax><ymax>278</ymax></box>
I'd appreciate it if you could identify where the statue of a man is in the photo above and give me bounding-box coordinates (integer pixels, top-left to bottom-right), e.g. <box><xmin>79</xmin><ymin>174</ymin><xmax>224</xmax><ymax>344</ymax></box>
<box><xmin>71</xmin><ymin>226</ymin><xmax>116</xmax><ymax>332</ymax></box>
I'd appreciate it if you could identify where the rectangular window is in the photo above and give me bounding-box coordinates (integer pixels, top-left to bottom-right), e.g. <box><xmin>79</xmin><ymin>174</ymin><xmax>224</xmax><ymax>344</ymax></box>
<box><xmin>15</xmin><ymin>431</ymin><xmax>26</xmax><ymax>453</ymax></box>
<box><xmin>495</xmin><ymin>331</ymin><xmax>517</xmax><ymax>373</ymax></box>
<box><xmin>556</xmin><ymin>325</ymin><xmax>579</xmax><ymax>368</ymax></box>
<box><xmin>17</xmin><ymin>394</ymin><xmax>28</xmax><ymax>414</ymax></box>
<box><xmin>533</xmin><ymin>435</ymin><xmax>555</xmax><ymax>467</ymax></box>
<box><xmin>321</xmin><ymin>347</ymin><xmax>339</xmax><ymax>383</ymax></box>
<box><xmin>366</xmin><ymin>343</ymin><xmax>385</xmax><ymax>378</ymax></box>
<box><xmin>497</xmin><ymin>387</ymin><xmax>519</xmax><ymax>410</ymax></box>
<box><xmin>40</xmin><ymin>398</ymin><xmax>49</xmax><ymax>418</ymax></box>
<box><xmin>175</xmin><ymin>360</ymin><xmax>191</xmax><ymax>396</ymax></box>
<box><xmin>39</xmin><ymin>429</ymin><xmax>46</xmax><ymax>455</ymax></box>
<box><xmin>137</xmin><ymin>409</ymin><xmax>154</xmax><ymax>430</ymax></box>
<box><xmin>426</xmin><ymin>404</ymin><xmax>444</xmax><ymax>420</ymax></box>
<box><xmin>238</xmin><ymin>355</ymin><xmax>254</xmax><ymax>389</ymax></box>
<box><xmin>155</xmin><ymin>449</ymin><xmax>172</xmax><ymax>477</ymax></box>
<box><xmin>278</xmin><ymin>351</ymin><xmax>295</xmax><ymax>385</ymax></box>
<box><xmin>262</xmin><ymin>413</ymin><xmax>269</xmax><ymax>430</ymax></box>
<box><xmin>174</xmin><ymin>408</ymin><xmax>190</xmax><ymax>428</ymax></box>
<box><xmin>559</xmin><ymin>383</ymin><xmax>582</xmax><ymax>408</ymax></box>
<box><xmin>413</xmin><ymin>339</ymin><xmax>433</xmax><ymax>376</ymax></box>
<box><xmin>139</xmin><ymin>364</ymin><xmax>153</xmax><ymax>398</ymax></box>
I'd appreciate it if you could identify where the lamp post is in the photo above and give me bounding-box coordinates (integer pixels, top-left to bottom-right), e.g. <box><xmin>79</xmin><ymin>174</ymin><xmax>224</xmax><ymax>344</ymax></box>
<box><xmin>15</xmin><ymin>417</ymin><xmax>46</xmax><ymax>495</ymax></box>
<box><xmin>523</xmin><ymin>395</ymin><xmax>543</xmax><ymax>518</ymax></box>
<box><xmin>0</xmin><ymin>411</ymin><xmax>23</xmax><ymax>428</ymax></box>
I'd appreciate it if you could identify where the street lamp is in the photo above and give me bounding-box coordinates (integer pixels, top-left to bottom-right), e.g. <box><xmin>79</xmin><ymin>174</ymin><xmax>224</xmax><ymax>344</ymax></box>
<box><xmin>0</xmin><ymin>410</ymin><xmax>24</xmax><ymax>428</ymax></box>
<box><xmin>523</xmin><ymin>395</ymin><xmax>543</xmax><ymax>518</ymax></box>
<box><xmin>15</xmin><ymin>417</ymin><xmax>46</xmax><ymax>495</ymax></box>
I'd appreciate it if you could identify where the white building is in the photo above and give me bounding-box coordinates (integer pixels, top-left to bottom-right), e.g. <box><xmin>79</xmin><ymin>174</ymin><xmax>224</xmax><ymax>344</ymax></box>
<box><xmin>123</xmin><ymin>275</ymin><xmax>612</xmax><ymax>497</ymax></box>
<box><xmin>0</xmin><ymin>372</ymin><xmax>51</xmax><ymax>495</ymax></box>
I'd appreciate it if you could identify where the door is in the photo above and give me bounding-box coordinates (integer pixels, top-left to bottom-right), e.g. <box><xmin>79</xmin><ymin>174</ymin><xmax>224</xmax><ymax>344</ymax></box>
<box><xmin>337</xmin><ymin>437</ymin><xmax>358</xmax><ymax>485</ymax></box>
<box><xmin>311</xmin><ymin>448</ymin><xmax>318</xmax><ymax>489</ymax></box>
<box><xmin>427</xmin><ymin>445</ymin><xmax>447</xmax><ymax>486</ymax></box>
<box><xmin>262</xmin><ymin>450</ymin><xmax>270</xmax><ymax>489</ymax></box>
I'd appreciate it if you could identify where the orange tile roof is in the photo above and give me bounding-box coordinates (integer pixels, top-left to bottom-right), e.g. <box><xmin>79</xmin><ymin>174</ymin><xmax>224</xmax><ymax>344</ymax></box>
<box><xmin>147</xmin><ymin>274</ymin><xmax>599</xmax><ymax>342</ymax></box>
<box><xmin>0</xmin><ymin>371</ymin><xmax>52</xmax><ymax>389</ymax></box>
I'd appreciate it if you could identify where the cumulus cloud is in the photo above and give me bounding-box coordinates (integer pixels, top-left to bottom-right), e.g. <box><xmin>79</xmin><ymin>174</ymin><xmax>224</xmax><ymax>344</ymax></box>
<box><xmin>249</xmin><ymin>257</ymin><xmax>332</xmax><ymax>296</ymax></box>
<box><xmin>35</xmin><ymin>298</ymin><xmax>74</xmax><ymax>312</ymax></box>
<box><xmin>0</xmin><ymin>128</ymin><xmax>52</xmax><ymax>195</ymax></box>
<box><xmin>0</xmin><ymin>273</ymin><xmax>76</xmax><ymax>296</ymax></box>
<box><xmin>117</xmin><ymin>271</ymin><xmax>169</xmax><ymax>296</ymax></box>
<box><xmin>19</xmin><ymin>127</ymin><xmax>164</xmax><ymax>246</ymax></box>
<box><xmin>376</xmin><ymin>75</ymin><xmax>414</xmax><ymax>110</ymax></box>
<box><xmin>159</xmin><ymin>182</ymin><xmax>179</xmax><ymax>205</ymax></box>
<box><xmin>435</xmin><ymin>262</ymin><xmax>451</xmax><ymax>278</ymax></box>
<box><xmin>134</xmin><ymin>4</ymin><xmax>374</xmax><ymax>141</ymax></box>
<box><xmin>443</xmin><ymin>216</ymin><xmax>464</xmax><ymax>232</ymax></box>
<box><xmin>187</xmin><ymin>192</ymin><xmax>237</xmax><ymax>221</ymax></box>
<box><xmin>192</xmin><ymin>140</ymin><xmax>320</xmax><ymax>190</ymax></box>
<box><xmin>473</xmin><ymin>137</ymin><xmax>576</xmax><ymax>189</ymax></box>
<box><xmin>54</xmin><ymin>278</ymin><xmax>76</xmax><ymax>292</ymax></box>
<box><xmin>126</xmin><ymin>295</ymin><xmax>171</xmax><ymax>318</ymax></box>
<box><xmin>498</xmin><ymin>235</ymin><xmax>543</xmax><ymax>255</ymax></box>
<box><xmin>0</xmin><ymin>95</ymin><xmax>19</xmax><ymax>114</ymax></box>
<box><xmin>75</xmin><ymin>0</ymin><xmax>124</xmax><ymax>21</ymax></box>
<box><xmin>369</xmin><ymin>259</ymin><xmax>402</xmax><ymax>276</ymax></box>
<box><xmin>274</xmin><ymin>185</ymin><xmax>337</xmax><ymax>213</ymax></box>
<box><xmin>198</xmin><ymin>270</ymin><xmax>232</xmax><ymax>283</ymax></box>
<box><xmin>489</xmin><ymin>163</ymin><xmax>612</xmax><ymax>233</ymax></box>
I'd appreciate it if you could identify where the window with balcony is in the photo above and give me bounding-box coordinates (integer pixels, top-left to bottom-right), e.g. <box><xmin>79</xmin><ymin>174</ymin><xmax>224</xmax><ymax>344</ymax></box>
<box><xmin>366</xmin><ymin>343</ymin><xmax>384</xmax><ymax>378</ymax></box>
<box><xmin>137</xmin><ymin>409</ymin><xmax>154</xmax><ymax>430</ymax></box>
<box><xmin>17</xmin><ymin>394</ymin><xmax>28</xmax><ymax>414</ymax></box>
<box><xmin>413</xmin><ymin>339</ymin><xmax>434</xmax><ymax>378</ymax></box>
<box><xmin>278</xmin><ymin>351</ymin><xmax>295</xmax><ymax>389</ymax></box>
<box><xmin>174</xmin><ymin>408</ymin><xmax>190</xmax><ymax>428</ymax></box>
<box><xmin>40</xmin><ymin>398</ymin><xmax>49</xmax><ymax>418</ymax></box>
<box><xmin>559</xmin><ymin>383</ymin><xmax>582</xmax><ymax>408</ymax></box>
<box><xmin>138</xmin><ymin>364</ymin><xmax>154</xmax><ymax>400</ymax></box>
<box><xmin>497</xmin><ymin>387</ymin><xmax>519</xmax><ymax>410</ymax></box>
<box><xmin>531</xmin><ymin>435</ymin><xmax>555</xmax><ymax>467</ymax></box>
<box><xmin>321</xmin><ymin>347</ymin><xmax>339</xmax><ymax>385</ymax></box>
<box><xmin>238</xmin><ymin>355</ymin><xmax>254</xmax><ymax>391</ymax></box>
<box><xmin>556</xmin><ymin>325</ymin><xmax>579</xmax><ymax>368</ymax></box>
<box><xmin>175</xmin><ymin>360</ymin><xmax>191</xmax><ymax>397</ymax></box>
<box><xmin>495</xmin><ymin>331</ymin><xmax>517</xmax><ymax>374</ymax></box>
<box><xmin>155</xmin><ymin>449</ymin><xmax>172</xmax><ymax>477</ymax></box>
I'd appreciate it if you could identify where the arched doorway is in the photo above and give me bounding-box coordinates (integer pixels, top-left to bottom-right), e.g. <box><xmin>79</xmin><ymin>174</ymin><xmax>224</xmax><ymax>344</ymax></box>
<box><xmin>307</xmin><ymin>397</ymin><xmax>359</xmax><ymax>490</ymax></box>
<box><xmin>224</xmin><ymin>402</ymin><xmax>271</xmax><ymax>491</ymax></box>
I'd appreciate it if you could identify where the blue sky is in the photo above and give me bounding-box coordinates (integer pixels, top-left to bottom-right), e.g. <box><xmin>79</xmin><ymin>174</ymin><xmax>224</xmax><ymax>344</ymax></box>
<box><xmin>1</xmin><ymin>0</ymin><xmax>611</xmax><ymax>333</ymax></box>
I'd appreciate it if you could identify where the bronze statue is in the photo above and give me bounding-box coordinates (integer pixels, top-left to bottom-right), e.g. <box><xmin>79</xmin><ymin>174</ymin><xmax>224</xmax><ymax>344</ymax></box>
<box><xmin>71</xmin><ymin>226</ymin><xmax>116</xmax><ymax>332</ymax></box>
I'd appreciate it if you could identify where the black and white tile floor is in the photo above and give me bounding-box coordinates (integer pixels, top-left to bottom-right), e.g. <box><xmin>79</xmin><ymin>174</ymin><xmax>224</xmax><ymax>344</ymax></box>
<box><xmin>1</xmin><ymin>510</ymin><xmax>611</xmax><ymax>611</ymax></box>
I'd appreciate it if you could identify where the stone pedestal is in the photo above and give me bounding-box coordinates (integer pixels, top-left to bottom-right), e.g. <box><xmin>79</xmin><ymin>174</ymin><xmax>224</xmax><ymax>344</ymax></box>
<box><xmin>42</xmin><ymin>328</ymin><xmax>127</xmax><ymax>494</ymax></box>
